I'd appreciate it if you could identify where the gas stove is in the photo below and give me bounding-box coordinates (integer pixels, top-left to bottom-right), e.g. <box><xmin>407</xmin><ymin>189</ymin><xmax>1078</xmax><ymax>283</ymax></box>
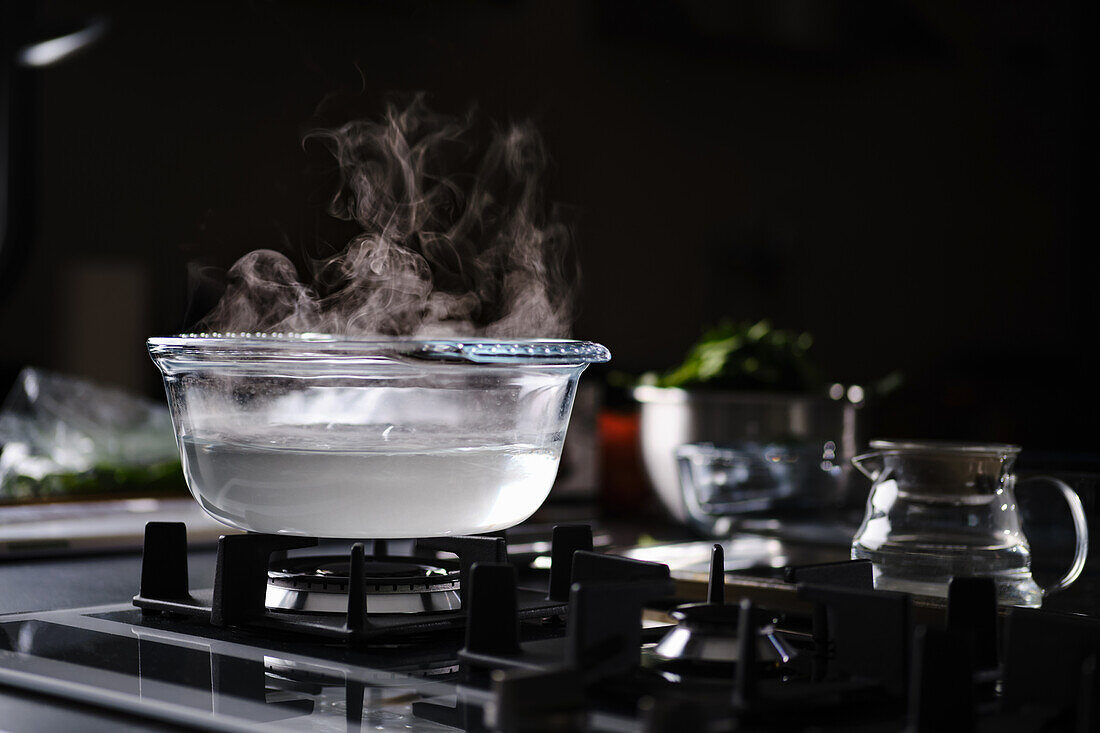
<box><xmin>130</xmin><ymin>523</ymin><xmax>594</xmax><ymax>644</ymax></box>
<box><xmin>1</xmin><ymin>522</ymin><xmax>1099</xmax><ymax>732</ymax></box>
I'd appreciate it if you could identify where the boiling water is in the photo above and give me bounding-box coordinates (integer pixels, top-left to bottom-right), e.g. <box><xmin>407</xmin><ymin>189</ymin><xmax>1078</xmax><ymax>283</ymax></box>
<box><xmin>179</xmin><ymin>433</ymin><xmax>562</xmax><ymax>538</ymax></box>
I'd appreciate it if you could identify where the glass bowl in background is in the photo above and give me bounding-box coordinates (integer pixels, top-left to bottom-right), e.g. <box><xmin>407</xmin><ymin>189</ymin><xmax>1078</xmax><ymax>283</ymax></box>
<box><xmin>677</xmin><ymin>441</ymin><xmax>833</xmax><ymax>527</ymax></box>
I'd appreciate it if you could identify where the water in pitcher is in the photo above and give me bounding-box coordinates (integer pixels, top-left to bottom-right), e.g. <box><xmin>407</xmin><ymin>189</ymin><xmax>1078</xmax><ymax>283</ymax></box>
<box><xmin>852</xmin><ymin>487</ymin><xmax>1043</xmax><ymax>607</ymax></box>
<box><xmin>852</xmin><ymin>527</ymin><xmax>1042</xmax><ymax>607</ymax></box>
<box><xmin>178</xmin><ymin>430</ymin><xmax>562</xmax><ymax>538</ymax></box>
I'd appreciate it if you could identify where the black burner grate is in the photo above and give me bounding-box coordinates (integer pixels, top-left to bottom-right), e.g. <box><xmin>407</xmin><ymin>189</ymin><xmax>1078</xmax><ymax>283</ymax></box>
<box><xmin>133</xmin><ymin>522</ymin><xmax>598</xmax><ymax>644</ymax></box>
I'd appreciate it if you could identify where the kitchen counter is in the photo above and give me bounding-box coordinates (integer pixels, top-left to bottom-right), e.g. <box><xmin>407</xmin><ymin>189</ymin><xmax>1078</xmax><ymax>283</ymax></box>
<box><xmin>0</xmin><ymin>549</ymin><xmax>217</xmax><ymax>616</ymax></box>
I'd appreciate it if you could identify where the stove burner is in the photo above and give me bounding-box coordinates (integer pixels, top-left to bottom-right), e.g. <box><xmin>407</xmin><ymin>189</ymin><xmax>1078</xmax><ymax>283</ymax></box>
<box><xmin>653</xmin><ymin>602</ymin><xmax>794</xmax><ymax>667</ymax></box>
<box><xmin>133</xmin><ymin>522</ymin><xmax>591</xmax><ymax>643</ymax></box>
<box><xmin>650</xmin><ymin>545</ymin><xmax>793</xmax><ymax>672</ymax></box>
<box><xmin>266</xmin><ymin>556</ymin><xmax>462</xmax><ymax>615</ymax></box>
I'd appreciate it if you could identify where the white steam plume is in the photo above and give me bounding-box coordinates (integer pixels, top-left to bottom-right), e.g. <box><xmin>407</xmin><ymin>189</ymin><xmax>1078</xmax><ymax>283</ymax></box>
<box><xmin>198</xmin><ymin>95</ymin><xmax>576</xmax><ymax>338</ymax></box>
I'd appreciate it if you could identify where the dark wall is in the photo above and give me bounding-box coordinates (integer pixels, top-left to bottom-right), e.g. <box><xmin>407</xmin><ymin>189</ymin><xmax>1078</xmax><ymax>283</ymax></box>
<box><xmin>1</xmin><ymin>0</ymin><xmax>1096</xmax><ymax>450</ymax></box>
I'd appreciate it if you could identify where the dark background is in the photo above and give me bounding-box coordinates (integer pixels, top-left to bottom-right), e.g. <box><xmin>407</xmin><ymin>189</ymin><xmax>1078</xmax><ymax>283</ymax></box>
<box><xmin>2</xmin><ymin>0</ymin><xmax>1096</xmax><ymax>452</ymax></box>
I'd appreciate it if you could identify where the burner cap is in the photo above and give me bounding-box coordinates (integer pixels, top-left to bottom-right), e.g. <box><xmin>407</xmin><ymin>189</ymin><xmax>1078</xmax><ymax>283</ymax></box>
<box><xmin>669</xmin><ymin>602</ymin><xmax>743</xmax><ymax>628</ymax></box>
<box><xmin>271</xmin><ymin>556</ymin><xmax>459</xmax><ymax>587</ymax></box>
<box><xmin>655</xmin><ymin>603</ymin><xmax>794</xmax><ymax>666</ymax></box>
<box><xmin>266</xmin><ymin>554</ymin><xmax>462</xmax><ymax>615</ymax></box>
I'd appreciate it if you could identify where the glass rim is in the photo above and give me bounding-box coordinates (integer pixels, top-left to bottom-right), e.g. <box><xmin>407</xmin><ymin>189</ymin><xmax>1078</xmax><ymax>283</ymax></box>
<box><xmin>146</xmin><ymin>333</ymin><xmax>611</xmax><ymax>366</ymax></box>
<box><xmin>868</xmin><ymin>439</ymin><xmax>1021</xmax><ymax>456</ymax></box>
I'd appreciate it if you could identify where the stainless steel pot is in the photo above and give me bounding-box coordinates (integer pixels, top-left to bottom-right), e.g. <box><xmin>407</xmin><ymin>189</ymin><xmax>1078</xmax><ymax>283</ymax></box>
<box><xmin>634</xmin><ymin>386</ymin><xmax>861</xmax><ymax>535</ymax></box>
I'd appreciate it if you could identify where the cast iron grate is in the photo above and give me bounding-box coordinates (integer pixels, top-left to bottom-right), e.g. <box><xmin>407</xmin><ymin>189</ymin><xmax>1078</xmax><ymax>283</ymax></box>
<box><xmin>133</xmin><ymin>521</ymin><xmax>599</xmax><ymax>644</ymax></box>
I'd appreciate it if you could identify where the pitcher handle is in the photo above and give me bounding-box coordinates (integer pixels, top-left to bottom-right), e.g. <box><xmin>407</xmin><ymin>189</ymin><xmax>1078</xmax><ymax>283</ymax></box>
<box><xmin>1019</xmin><ymin>475</ymin><xmax>1089</xmax><ymax>597</ymax></box>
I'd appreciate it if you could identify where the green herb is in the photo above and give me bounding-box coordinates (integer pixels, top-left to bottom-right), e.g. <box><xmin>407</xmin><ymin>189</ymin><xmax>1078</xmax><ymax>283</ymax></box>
<box><xmin>1</xmin><ymin>460</ymin><xmax>188</xmax><ymax>502</ymax></box>
<box><xmin>640</xmin><ymin>319</ymin><xmax>822</xmax><ymax>392</ymax></box>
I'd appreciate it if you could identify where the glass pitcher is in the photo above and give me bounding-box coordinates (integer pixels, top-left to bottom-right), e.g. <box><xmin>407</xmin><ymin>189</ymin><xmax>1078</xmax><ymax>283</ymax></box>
<box><xmin>850</xmin><ymin>440</ymin><xmax>1088</xmax><ymax>607</ymax></box>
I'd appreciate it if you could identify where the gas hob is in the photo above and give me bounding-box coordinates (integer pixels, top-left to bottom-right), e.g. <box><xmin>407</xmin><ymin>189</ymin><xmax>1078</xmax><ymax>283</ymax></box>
<box><xmin>2</xmin><ymin>521</ymin><xmax>1100</xmax><ymax>732</ymax></box>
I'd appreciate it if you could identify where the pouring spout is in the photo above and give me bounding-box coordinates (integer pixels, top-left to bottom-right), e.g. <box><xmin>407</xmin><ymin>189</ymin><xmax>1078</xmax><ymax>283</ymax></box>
<box><xmin>851</xmin><ymin>452</ymin><xmax>885</xmax><ymax>481</ymax></box>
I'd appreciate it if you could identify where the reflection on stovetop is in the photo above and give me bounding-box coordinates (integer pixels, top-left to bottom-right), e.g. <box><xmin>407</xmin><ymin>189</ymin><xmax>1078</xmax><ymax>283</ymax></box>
<box><xmin>0</xmin><ymin>607</ymin><xmax>462</xmax><ymax>731</ymax></box>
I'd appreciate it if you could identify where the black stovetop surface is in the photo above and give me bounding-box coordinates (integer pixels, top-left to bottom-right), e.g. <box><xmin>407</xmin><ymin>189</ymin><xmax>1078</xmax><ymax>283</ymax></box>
<box><xmin>3</xmin><ymin>513</ymin><xmax>1100</xmax><ymax>733</ymax></box>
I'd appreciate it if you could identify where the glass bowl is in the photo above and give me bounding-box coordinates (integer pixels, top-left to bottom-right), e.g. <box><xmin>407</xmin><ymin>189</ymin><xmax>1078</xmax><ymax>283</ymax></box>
<box><xmin>147</xmin><ymin>334</ymin><xmax>609</xmax><ymax>538</ymax></box>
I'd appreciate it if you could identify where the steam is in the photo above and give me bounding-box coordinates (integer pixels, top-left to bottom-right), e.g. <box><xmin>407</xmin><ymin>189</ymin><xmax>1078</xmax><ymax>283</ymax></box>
<box><xmin>198</xmin><ymin>95</ymin><xmax>575</xmax><ymax>338</ymax></box>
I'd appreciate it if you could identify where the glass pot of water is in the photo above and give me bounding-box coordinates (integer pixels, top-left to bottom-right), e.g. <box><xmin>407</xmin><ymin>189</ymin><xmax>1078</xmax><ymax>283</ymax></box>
<box><xmin>850</xmin><ymin>440</ymin><xmax>1088</xmax><ymax>607</ymax></box>
<box><xmin>147</xmin><ymin>334</ymin><xmax>609</xmax><ymax>539</ymax></box>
